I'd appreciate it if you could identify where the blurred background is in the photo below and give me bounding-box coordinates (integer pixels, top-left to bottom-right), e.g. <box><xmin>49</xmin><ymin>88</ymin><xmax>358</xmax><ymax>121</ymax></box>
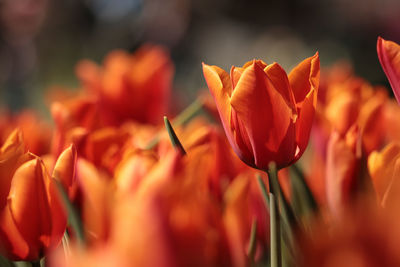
<box><xmin>1</xmin><ymin>0</ymin><xmax>400</xmax><ymax>112</ymax></box>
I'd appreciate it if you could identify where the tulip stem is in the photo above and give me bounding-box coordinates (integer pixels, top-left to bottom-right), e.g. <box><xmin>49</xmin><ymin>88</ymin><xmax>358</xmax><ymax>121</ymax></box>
<box><xmin>269</xmin><ymin>192</ymin><xmax>281</xmax><ymax>267</ymax></box>
<box><xmin>268</xmin><ymin>163</ymin><xmax>297</xmax><ymax>229</ymax></box>
<box><xmin>257</xmin><ymin>174</ymin><xmax>270</xmax><ymax>208</ymax></box>
<box><xmin>267</xmin><ymin>163</ymin><xmax>299</xmax><ymax>264</ymax></box>
<box><xmin>173</xmin><ymin>99</ymin><xmax>203</xmax><ymax>126</ymax></box>
<box><xmin>265</xmin><ymin>163</ymin><xmax>281</xmax><ymax>267</ymax></box>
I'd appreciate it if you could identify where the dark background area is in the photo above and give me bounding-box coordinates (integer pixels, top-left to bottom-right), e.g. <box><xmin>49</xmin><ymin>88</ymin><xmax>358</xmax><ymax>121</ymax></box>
<box><xmin>1</xmin><ymin>0</ymin><xmax>399</xmax><ymax>112</ymax></box>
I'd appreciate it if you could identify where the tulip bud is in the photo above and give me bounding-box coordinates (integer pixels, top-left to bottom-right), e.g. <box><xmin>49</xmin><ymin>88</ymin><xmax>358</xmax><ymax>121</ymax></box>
<box><xmin>0</xmin><ymin>130</ymin><xmax>72</xmax><ymax>260</ymax></box>
<box><xmin>202</xmin><ymin>54</ymin><xmax>319</xmax><ymax>170</ymax></box>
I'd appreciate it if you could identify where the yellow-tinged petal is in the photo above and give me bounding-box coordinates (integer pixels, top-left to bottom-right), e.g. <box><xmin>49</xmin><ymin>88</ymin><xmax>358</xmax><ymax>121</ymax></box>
<box><xmin>52</xmin><ymin>144</ymin><xmax>77</xmax><ymax>199</ymax></box>
<box><xmin>368</xmin><ymin>143</ymin><xmax>400</xmax><ymax>203</ymax></box>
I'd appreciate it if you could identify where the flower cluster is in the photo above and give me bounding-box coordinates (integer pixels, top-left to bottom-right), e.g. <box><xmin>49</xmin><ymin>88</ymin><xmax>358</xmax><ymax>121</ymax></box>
<box><xmin>0</xmin><ymin>37</ymin><xmax>400</xmax><ymax>267</ymax></box>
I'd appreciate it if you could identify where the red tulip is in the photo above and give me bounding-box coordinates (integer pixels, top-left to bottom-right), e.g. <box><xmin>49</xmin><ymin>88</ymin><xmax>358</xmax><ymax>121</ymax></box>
<box><xmin>202</xmin><ymin>54</ymin><xmax>320</xmax><ymax>169</ymax></box>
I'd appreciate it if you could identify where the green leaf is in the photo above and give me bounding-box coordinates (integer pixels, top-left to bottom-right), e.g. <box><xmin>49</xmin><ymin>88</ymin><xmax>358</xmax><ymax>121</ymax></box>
<box><xmin>289</xmin><ymin>164</ymin><xmax>318</xmax><ymax>216</ymax></box>
<box><xmin>54</xmin><ymin>180</ymin><xmax>85</xmax><ymax>245</ymax></box>
<box><xmin>164</xmin><ymin>116</ymin><xmax>186</xmax><ymax>155</ymax></box>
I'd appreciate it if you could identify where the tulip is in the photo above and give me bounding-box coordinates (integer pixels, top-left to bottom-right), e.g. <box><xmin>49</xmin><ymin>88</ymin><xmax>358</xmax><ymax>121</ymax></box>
<box><xmin>202</xmin><ymin>53</ymin><xmax>319</xmax><ymax>170</ymax></box>
<box><xmin>0</xmin><ymin>130</ymin><xmax>75</xmax><ymax>261</ymax></box>
<box><xmin>377</xmin><ymin>37</ymin><xmax>400</xmax><ymax>104</ymax></box>
<box><xmin>0</xmin><ymin>110</ymin><xmax>52</xmax><ymax>156</ymax></box>
<box><xmin>76</xmin><ymin>44</ymin><xmax>174</xmax><ymax>125</ymax></box>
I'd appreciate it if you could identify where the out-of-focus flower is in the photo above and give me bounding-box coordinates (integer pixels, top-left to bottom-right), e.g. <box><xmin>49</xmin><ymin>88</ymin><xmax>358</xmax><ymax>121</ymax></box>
<box><xmin>58</xmin><ymin>147</ymin><xmax>235</xmax><ymax>267</ymax></box>
<box><xmin>76</xmin><ymin>158</ymin><xmax>114</xmax><ymax>244</ymax></box>
<box><xmin>76</xmin><ymin>44</ymin><xmax>174</xmax><ymax>125</ymax></box>
<box><xmin>50</xmin><ymin>94</ymin><xmax>98</xmax><ymax>156</ymax></box>
<box><xmin>305</xmin><ymin>64</ymin><xmax>388</xmax><ymax>207</ymax></box>
<box><xmin>317</xmin><ymin>73</ymin><xmax>387</xmax><ymax>155</ymax></box>
<box><xmin>0</xmin><ymin>130</ymin><xmax>74</xmax><ymax>261</ymax></box>
<box><xmin>203</xmin><ymin>53</ymin><xmax>320</xmax><ymax>170</ymax></box>
<box><xmin>223</xmin><ymin>173</ymin><xmax>269</xmax><ymax>267</ymax></box>
<box><xmin>377</xmin><ymin>37</ymin><xmax>400</xmax><ymax>104</ymax></box>
<box><xmin>325</xmin><ymin>127</ymin><xmax>361</xmax><ymax>217</ymax></box>
<box><xmin>296</xmin><ymin>204</ymin><xmax>400</xmax><ymax>267</ymax></box>
<box><xmin>368</xmin><ymin>142</ymin><xmax>400</xmax><ymax>208</ymax></box>
<box><xmin>0</xmin><ymin>110</ymin><xmax>52</xmax><ymax>156</ymax></box>
<box><xmin>383</xmin><ymin>100</ymin><xmax>400</xmax><ymax>142</ymax></box>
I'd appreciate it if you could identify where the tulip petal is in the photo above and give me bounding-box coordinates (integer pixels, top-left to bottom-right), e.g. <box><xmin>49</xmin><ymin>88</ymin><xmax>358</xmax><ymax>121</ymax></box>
<box><xmin>288</xmin><ymin>52</ymin><xmax>320</xmax><ymax>105</ymax></box>
<box><xmin>289</xmin><ymin>53</ymin><xmax>320</xmax><ymax>160</ymax></box>
<box><xmin>230</xmin><ymin>66</ymin><xmax>243</xmax><ymax>90</ymax></box>
<box><xmin>0</xmin><ymin>205</ymin><xmax>29</xmax><ymax>260</ymax></box>
<box><xmin>264</xmin><ymin>62</ymin><xmax>297</xmax><ymax>113</ymax></box>
<box><xmin>8</xmin><ymin>159</ymin><xmax>52</xmax><ymax>259</ymax></box>
<box><xmin>381</xmin><ymin>157</ymin><xmax>400</xmax><ymax>207</ymax></box>
<box><xmin>325</xmin><ymin>131</ymin><xmax>358</xmax><ymax>217</ymax></box>
<box><xmin>230</xmin><ymin>62</ymin><xmax>296</xmax><ymax>168</ymax></box>
<box><xmin>377</xmin><ymin>37</ymin><xmax>400</xmax><ymax>104</ymax></box>
<box><xmin>368</xmin><ymin>143</ymin><xmax>400</xmax><ymax>202</ymax></box>
<box><xmin>52</xmin><ymin>144</ymin><xmax>77</xmax><ymax>198</ymax></box>
<box><xmin>202</xmin><ymin>64</ymin><xmax>237</xmax><ymax>151</ymax></box>
<box><xmin>0</xmin><ymin>130</ymin><xmax>34</xmax><ymax>210</ymax></box>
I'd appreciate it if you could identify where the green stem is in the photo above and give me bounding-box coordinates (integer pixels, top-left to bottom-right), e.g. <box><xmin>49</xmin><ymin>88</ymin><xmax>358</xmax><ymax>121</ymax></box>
<box><xmin>267</xmin><ymin>163</ymin><xmax>296</xmax><ymax>261</ymax></box>
<box><xmin>257</xmin><ymin>174</ymin><xmax>270</xmax><ymax>209</ymax></box>
<box><xmin>267</xmin><ymin>163</ymin><xmax>297</xmax><ymax>229</ymax></box>
<box><xmin>173</xmin><ymin>99</ymin><xmax>203</xmax><ymax>126</ymax></box>
<box><xmin>269</xmin><ymin>192</ymin><xmax>281</xmax><ymax>267</ymax></box>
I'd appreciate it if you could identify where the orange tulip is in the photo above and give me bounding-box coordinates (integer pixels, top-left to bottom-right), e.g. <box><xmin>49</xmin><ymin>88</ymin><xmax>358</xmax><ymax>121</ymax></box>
<box><xmin>0</xmin><ymin>110</ymin><xmax>52</xmax><ymax>156</ymax></box>
<box><xmin>0</xmin><ymin>130</ymin><xmax>75</xmax><ymax>261</ymax></box>
<box><xmin>202</xmin><ymin>53</ymin><xmax>319</xmax><ymax>169</ymax></box>
<box><xmin>377</xmin><ymin>37</ymin><xmax>400</xmax><ymax>103</ymax></box>
<box><xmin>76</xmin><ymin>44</ymin><xmax>174</xmax><ymax>125</ymax></box>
